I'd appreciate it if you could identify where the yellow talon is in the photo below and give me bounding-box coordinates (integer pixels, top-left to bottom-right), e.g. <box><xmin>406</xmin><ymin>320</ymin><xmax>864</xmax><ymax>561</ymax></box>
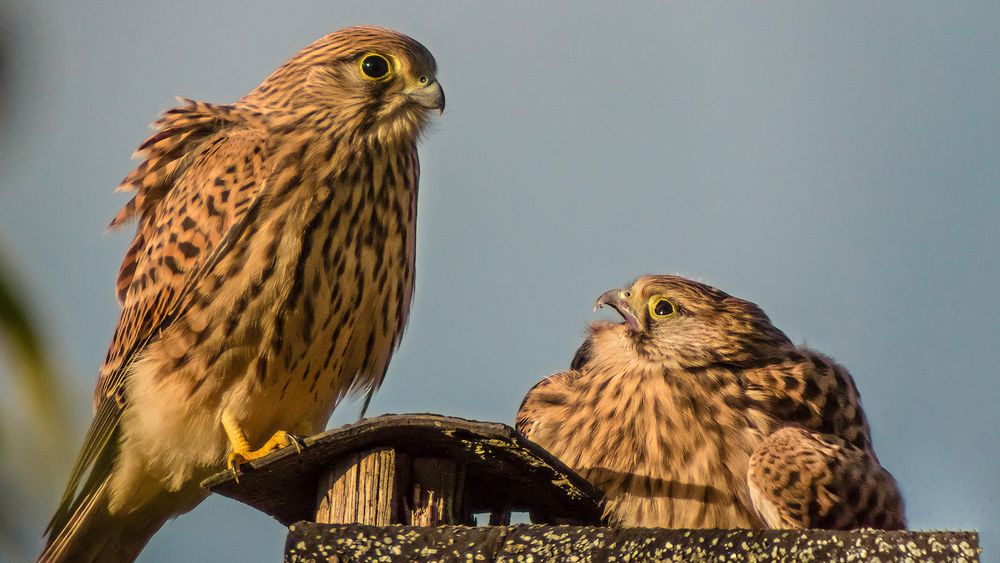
<box><xmin>222</xmin><ymin>411</ymin><xmax>301</xmax><ymax>482</ymax></box>
<box><xmin>240</xmin><ymin>430</ymin><xmax>297</xmax><ymax>460</ymax></box>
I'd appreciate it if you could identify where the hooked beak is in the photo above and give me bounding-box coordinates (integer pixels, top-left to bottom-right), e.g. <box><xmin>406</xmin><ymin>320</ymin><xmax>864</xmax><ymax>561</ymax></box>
<box><xmin>406</xmin><ymin>79</ymin><xmax>445</xmax><ymax>114</ymax></box>
<box><xmin>594</xmin><ymin>289</ymin><xmax>642</xmax><ymax>332</ymax></box>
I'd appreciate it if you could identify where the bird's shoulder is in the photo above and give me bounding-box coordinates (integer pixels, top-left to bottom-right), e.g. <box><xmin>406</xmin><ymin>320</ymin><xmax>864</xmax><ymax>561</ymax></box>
<box><xmin>515</xmin><ymin>370</ymin><xmax>582</xmax><ymax>438</ymax></box>
<box><xmin>570</xmin><ymin>334</ymin><xmax>595</xmax><ymax>370</ymax></box>
<box><xmin>740</xmin><ymin>347</ymin><xmax>871</xmax><ymax>450</ymax></box>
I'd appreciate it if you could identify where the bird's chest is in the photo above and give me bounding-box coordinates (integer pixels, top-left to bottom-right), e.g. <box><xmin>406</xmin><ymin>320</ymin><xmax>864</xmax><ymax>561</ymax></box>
<box><xmin>252</xmin><ymin>169</ymin><xmax>417</xmax><ymax>430</ymax></box>
<box><xmin>567</xmin><ymin>367</ymin><xmax>765</xmax><ymax>527</ymax></box>
<box><xmin>588</xmin><ymin>369</ymin><xmax>758</xmax><ymax>473</ymax></box>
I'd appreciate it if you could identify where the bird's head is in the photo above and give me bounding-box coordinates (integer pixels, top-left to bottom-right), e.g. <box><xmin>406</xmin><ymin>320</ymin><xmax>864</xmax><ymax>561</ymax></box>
<box><xmin>247</xmin><ymin>26</ymin><xmax>444</xmax><ymax>144</ymax></box>
<box><xmin>593</xmin><ymin>275</ymin><xmax>791</xmax><ymax>367</ymax></box>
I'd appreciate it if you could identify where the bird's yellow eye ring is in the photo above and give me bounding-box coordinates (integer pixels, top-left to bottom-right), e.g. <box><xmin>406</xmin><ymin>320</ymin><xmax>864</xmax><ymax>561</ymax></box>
<box><xmin>359</xmin><ymin>53</ymin><xmax>393</xmax><ymax>80</ymax></box>
<box><xmin>648</xmin><ymin>296</ymin><xmax>677</xmax><ymax>319</ymax></box>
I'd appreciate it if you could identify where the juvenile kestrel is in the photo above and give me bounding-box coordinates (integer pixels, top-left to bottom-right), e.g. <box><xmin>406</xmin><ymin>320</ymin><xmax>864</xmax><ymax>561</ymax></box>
<box><xmin>517</xmin><ymin>275</ymin><xmax>904</xmax><ymax>530</ymax></box>
<box><xmin>42</xmin><ymin>26</ymin><xmax>444</xmax><ymax>562</ymax></box>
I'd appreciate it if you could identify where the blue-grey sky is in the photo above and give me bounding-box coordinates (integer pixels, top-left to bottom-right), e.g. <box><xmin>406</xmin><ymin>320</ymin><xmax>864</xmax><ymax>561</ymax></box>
<box><xmin>1</xmin><ymin>2</ymin><xmax>997</xmax><ymax>561</ymax></box>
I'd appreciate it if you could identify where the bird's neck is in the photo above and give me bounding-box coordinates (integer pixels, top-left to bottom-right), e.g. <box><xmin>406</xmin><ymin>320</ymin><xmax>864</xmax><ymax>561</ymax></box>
<box><xmin>238</xmin><ymin>105</ymin><xmax>418</xmax><ymax>183</ymax></box>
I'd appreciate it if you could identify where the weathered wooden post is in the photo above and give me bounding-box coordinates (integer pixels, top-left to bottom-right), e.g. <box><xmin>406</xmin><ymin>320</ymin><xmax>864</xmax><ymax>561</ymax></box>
<box><xmin>312</xmin><ymin>447</ymin><xmax>469</xmax><ymax>526</ymax></box>
<box><xmin>204</xmin><ymin>414</ymin><xmax>604</xmax><ymax>528</ymax></box>
<box><xmin>204</xmin><ymin>414</ymin><xmax>981</xmax><ymax>562</ymax></box>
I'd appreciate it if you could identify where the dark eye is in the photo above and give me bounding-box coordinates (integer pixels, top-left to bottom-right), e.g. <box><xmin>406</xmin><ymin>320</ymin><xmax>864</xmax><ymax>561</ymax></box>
<box><xmin>649</xmin><ymin>297</ymin><xmax>677</xmax><ymax>318</ymax></box>
<box><xmin>654</xmin><ymin>300</ymin><xmax>674</xmax><ymax>316</ymax></box>
<box><xmin>360</xmin><ymin>54</ymin><xmax>391</xmax><ymax>79</ymax></box>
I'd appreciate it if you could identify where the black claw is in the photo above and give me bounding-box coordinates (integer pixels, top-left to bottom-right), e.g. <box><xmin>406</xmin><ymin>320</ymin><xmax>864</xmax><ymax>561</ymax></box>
<box><xmin>286</xmin><ymin>433</ymin><xmax>304</xmax><ymax>454</ymax></box>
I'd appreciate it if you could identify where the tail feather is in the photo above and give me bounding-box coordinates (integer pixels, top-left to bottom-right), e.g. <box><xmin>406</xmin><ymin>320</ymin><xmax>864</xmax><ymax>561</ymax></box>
<box><xmin>38</xmin><ymin>479</ymin><xmax>108</xmax><ymax>563</ymax></box>
<box><xmin>44</xmin><ymin>421</ymin><xmax>116</xmax><ymax>534</ymax></box>
<box><xmin>38</xmin><ymin>489</ymin><xmax>167</xmax><ymax>563</ymax></box>
<box><xmin>38</xmin><ymin>476</ymin><xmax>112</xmax><ymax>563</ymax></box>
<box><xmin>40</xmin><ymin>427</ymin><xmax>206</xmax><ymax>562</ymax></box>
<box><xmin>39</xmin><ymin>471</ymin><xmax>174</xmax><ymax>563</ymax></box>
<box><xmin>38</xmin><ymin>433</ymin><xmax>132</xmax><ymax>563</ymax></box>
<box><xmin>40</xmin><ymin>421</ymin><xmax>134</xmax><ymax>562</ymax></box>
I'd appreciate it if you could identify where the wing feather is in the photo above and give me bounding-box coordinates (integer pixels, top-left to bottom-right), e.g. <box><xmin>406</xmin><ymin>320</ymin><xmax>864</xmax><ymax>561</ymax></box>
<box><xmin>47</xmin><ymin>100</ymin><xmax>270</xmax><ymax>542</ymax></box>
<box><xmin>515</xmin><ymin>370</ymin><xmax>580</xmax><ymax>440</ymax></box>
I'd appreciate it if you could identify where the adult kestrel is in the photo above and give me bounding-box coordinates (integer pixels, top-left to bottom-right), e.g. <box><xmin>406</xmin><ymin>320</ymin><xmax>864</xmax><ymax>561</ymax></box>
<box><xmin>517</xmin><ymin>275</ymin><xmax>904</xmax><ymax>530</ymax></box>
<box><xmin>41</xmin><ymin>26</ymin><xmax>444</xmax><ymax>562</ymax></box>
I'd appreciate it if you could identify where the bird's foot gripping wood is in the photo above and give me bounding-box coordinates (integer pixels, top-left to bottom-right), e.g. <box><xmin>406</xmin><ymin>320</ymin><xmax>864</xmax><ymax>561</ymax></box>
<box><xmin>222</xmin><ymin>412</ymin><xmax>302</xmax><ymax>482</ymax></box>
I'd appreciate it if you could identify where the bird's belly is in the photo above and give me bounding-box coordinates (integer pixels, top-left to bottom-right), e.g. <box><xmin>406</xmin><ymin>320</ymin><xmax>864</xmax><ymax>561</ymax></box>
<box><xmin>594</xmin><ymin>430</ymin><xmax>761</xmax><ymax>528</ymax></box>
<box><xmin>593</xmin><ymin>424</ymin><xmax>759</xmax><ymax>527</ymax></box>
<box><xmin>235</xmin><ymin>209</ymin><xmax>413</xmax><ymax>444</ymax></box>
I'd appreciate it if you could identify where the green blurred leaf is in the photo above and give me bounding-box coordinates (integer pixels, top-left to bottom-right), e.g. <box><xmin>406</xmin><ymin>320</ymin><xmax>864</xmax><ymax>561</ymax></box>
<box><xmin>0</xmin><ymin>251</ymin><xmax>69</xmax><ymax>445</ymax></box>
<box><xmin>0</xmin><ymin>248</ymin><xmax>72</xmax><ymax>559</ymax></box>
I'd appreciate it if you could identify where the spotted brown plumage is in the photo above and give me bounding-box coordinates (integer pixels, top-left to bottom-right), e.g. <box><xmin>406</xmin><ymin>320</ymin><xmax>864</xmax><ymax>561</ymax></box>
<box><xmin>41</xmin><ymin>26</ymin><xmax>444</xmax><ymax>563</ymax></box>
<box><xmin>516</xmin><ymin>275</ymin><xmax>904</xmax><ymax>530</ymax></box>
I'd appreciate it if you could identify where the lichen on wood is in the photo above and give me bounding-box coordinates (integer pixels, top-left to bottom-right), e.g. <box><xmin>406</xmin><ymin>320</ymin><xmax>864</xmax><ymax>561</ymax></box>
<box><xmin>284</xmin><ymin>522</ymin><xmax>980</xmax><ymax>563</ymax></box>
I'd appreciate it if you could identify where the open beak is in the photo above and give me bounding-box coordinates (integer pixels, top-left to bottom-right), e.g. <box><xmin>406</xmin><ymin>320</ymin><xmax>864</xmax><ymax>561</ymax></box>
<box><xmin>407</xmin><ymin>79</ymin><xmax>445</xmax><ymax>114</ymax></box>
<box><xmin>594</xmin><ymin>289</ymin><xmax>642</xmax><ymax>332</ymax></box>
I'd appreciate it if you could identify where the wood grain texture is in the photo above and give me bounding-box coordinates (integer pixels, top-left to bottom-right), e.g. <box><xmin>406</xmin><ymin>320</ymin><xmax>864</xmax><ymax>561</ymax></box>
<box><xmin>315</xmin><ymin>449</ymin><xmax>406</xmax><ymax>525</ymax></box>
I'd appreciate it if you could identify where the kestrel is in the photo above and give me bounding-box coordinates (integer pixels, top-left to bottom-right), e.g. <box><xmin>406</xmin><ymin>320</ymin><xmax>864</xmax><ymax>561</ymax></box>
<box><xmin>517</xmin><ymin>275</ymin><xmax>905</xmax><ymax>530</ymax></box>
<box><xmin>41</xmin><ymin>26</ymin><xmax>444</xmax><ymax>562</ymax></box>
